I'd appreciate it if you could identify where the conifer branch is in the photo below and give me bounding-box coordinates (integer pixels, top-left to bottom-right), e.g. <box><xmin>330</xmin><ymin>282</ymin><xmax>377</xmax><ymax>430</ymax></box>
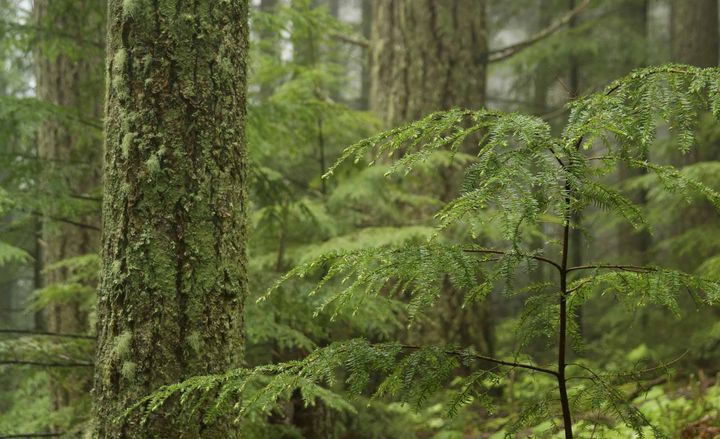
<box><xmin>463</xmin><ymin>248</ymin><xmax>562</xmax><ymax>272</ymax></box>
<box><xmin>399</xmin><ymin>344</ymin><xmax>559</xmax><ymax>377</ymax></box>
<box><xmin>566</xmin><ymin>264</ymin><xmax>656</xmax><ymax>273</ymax></box>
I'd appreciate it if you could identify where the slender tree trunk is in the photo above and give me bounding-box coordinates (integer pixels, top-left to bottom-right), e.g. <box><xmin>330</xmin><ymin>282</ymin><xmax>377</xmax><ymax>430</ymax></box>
<box><xmin>559</xmin><ymin>185</ymin><xmax>574</xmax><ymax>439</ymax></box>
<box><xmin>33</xmin><ymin>0</ymin><xmax>104</xmax><ymax>430</ymax></box>
<box><xmin>94</xmin><ymin>1</ymin><xmax>249</xmax><ymax>437</ymax></box>
<box><xmin>369</xmin><ymin>0</ymin><xmax>487</xmax><ymax>127</ymax></box>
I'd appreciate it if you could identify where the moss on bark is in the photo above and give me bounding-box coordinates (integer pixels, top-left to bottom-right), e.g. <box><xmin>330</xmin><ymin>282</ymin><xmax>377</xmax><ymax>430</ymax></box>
<box><xmin>94</xmin><ymin>1</ymin><xmax>249</xmax><ymax>437</ymax></box>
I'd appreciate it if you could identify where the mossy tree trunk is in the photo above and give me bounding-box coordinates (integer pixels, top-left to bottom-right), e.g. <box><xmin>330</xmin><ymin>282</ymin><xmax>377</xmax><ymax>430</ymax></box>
<box><xmin>94</xmin><ymin>1</ymin><xmax>249</xmax><ymax>437</ymax></box>
<box><xmin>33</xmin><ymin>0</ymin><xmax>105</xmax><ymax>429</ymax></box>
<box><xmin>369</xmin><ymin>0</ymin><xmax>487</xmax><ymax>127</ymax></box>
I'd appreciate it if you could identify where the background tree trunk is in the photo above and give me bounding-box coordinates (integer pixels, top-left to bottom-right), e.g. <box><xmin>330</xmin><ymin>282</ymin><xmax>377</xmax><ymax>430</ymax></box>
<box><xmin>671</xmin><ymin>0</ymin><xmax>718</xmax><ymax>68</ymax></box>
<box><xmin>33</xmin><ymin>0</ymin><xmax>104</xmax><ymax>430</ymax></box>
<box><xmin>616</xmin><ymin>0</ymin><xmax>650</xmax><ymax>265</ymax></box>
<box><xmin>671</xmin><ymin>0</ymin><xmax>719</xmax><ymax>163</ymax></box>
<box><xmin>369</xmin><ymin>0</ymin><xmax>487</xmax><ymax>127</ymax></box>
<box><xmin>669</xmin><ymin>0</ymin><xmax>718</xmax><ymax>268</ymax></box>
<box><xmin>369</xmin><ymin>0</ymin><xmax>491</xmax><ymax>354</ymax></box>
<box><xmin>94</xmin><ymin>1</ymin><xmax>249</xmax><ymax>436</ymax></box>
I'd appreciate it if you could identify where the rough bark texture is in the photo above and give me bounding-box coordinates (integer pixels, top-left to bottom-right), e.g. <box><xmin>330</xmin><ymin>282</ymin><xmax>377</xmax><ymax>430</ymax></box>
<box><xmin>369</xmin><ymin>0</ymin><xmax>487</xmax><ymax>127</ymax></box>
<box><xmin>94</xmin><ymin>1</ymin><xmax>249</xmax><ymax>437</ymax></box>
<box><xmin>671</xmin><ymin>0</ymin><xmax>718</xmax><ymax>68</ymax></box>
<box><xmin>33</xmin><ymin>0</ymin><xmax>104</xmax><ymax>427</ymax></box>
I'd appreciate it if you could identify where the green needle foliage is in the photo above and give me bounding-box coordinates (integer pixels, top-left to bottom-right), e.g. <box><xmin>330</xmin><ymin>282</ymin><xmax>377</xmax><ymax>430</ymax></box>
<box><xmin>134</xmin><ymin>64</ymin><xmax>720</xmax><ymax>437</ymax></box>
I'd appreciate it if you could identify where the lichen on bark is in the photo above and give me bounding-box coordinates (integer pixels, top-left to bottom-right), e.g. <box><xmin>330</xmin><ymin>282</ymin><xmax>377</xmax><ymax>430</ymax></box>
<box><xmin>94</xmin><ymin>1</ymin><xmax>249</xmax><ymax>437</ymax></box>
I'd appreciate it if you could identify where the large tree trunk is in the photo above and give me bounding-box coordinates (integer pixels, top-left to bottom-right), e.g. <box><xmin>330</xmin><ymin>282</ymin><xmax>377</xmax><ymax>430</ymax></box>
<box><xmin>369</xmin><ymin>0</ymin><xmax>490</xmax><ymax>354</ymax></box>
<box><xmin>671</xmin><ymin>0</ymin><xmax>718</xmax><ymax>68</ymax></box>
<box><xmin>369</xmin><ymin>0</ymin><xmax>487</xmax><ymax>127</ymax></box>
<box><xmin>669</xmin><ymin>0</ymin><xmax>718</xmax><ymax>270</ymax></box>
<box><xmin>94</xmin><ymin>1</ymin><xmax>249</xmax><ymax>437</ymax></box>
<box><xmin>33</xmin><ymin>0</ymin><xmax>104</xmax><ymax>429</ymax></box>
<box><xmin>671</xmin><ymin>0</ymin><xmax>718</xmax><ymax>165</ymax></box>
<box><xmin>616</xmin><ymin>0</ymin><xmax>650</xmax><ymax>265</ymax></box>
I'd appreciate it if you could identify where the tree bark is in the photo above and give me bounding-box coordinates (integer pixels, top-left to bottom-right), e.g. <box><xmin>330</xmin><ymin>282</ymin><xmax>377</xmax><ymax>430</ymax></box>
<box><xmin>369</xmin><ymin>0</ymin><xmax>487</xmax><ymax>127</ymax></box>
<box><xmin>617</xmin><ymin>0</ymin><xmax>650</xmax><ymax>265</ymax></box>
<box><xmin>33</xmin><ymin>0</ymin><xmax>104</xmax><ymax>430</ymax></box>
<box><xmin>671</xmin><ymin>0</ymin><xmax>718</xmax><ymax>68</ymax></box>
<box><xmin>669</xmin><ymin>0</ymin><xmax>718</xmax><ymax>260</ymax></box>
<box><xmin>359</xmin><ymin>0</ymin><xmax>372</xmax><ymax>110</ymax></box>
<box><xmin>94</xmin><ymin>1</ymin><xmax>249</xmax><ymax>437</ymax></box>
<box><xmin>369</xmin><ymin>0</ymin><xmax>491</xmax><ymax>356</ymax></box>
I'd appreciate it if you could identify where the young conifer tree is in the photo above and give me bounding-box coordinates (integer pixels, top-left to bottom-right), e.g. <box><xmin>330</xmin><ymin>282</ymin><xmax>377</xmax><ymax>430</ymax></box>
<box><xmin>135</xmin><ymin>65</ymin><xmax>720</xmax><ymax>438</ymax></box>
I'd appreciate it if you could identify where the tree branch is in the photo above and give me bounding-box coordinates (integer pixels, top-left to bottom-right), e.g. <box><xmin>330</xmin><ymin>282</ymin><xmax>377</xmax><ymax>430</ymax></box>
<box><xmin>566</xmin><ymin>264</ymin><xmax>657</xmax><ymax>273</ymax></box>
<box><xmin>0</xmin><ymin>434</ymin><xmax>65</xmax><ymax>438</ymax></box>
<box><xmin>332</xmin><ymin>0</ymin><xmax>592</xmax><ymax>62</ymax></box>
<box><xmin>330</xmin><ymin>31</ymin><xmax>369</xmax><ymax>48</ymax></box>
<box><xmin>400</xmin><ymin>344</ymin><xmax>559</xmax><ymax>377</ymax></box>
<box><xmin>0</xmin><ymin>328</ymin><xmax>95</xmax><ymax>340</ymax></box>
<box><xmin>488</xmin><ymin>0</ymin><xmax>592</xmax><ymax>63</ymax></box>
<box><xmin>28</xmin><ymin>210</ymin><xmax>101</xmax><ymax>231</ymax></box>
<box><xmin>463</xmin><ymin>248</ymin><xmax>563</xmax><ymax>272</ymax></box>
<box><xmin>0</xmin><ymin>19</ymin><xmax>104</xmax><ymax>50</ymax></box>
<box><xmin>0</xmin><ymin>359</ymin><xmax>93</xmax><ymax>367</ymax></box>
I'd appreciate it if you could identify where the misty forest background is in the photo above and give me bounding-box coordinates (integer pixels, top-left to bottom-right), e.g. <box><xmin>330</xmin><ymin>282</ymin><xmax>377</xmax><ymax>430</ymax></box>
<box><xmin>2</xmin><ymin>0</ymin><xmax>720</xmax><ymax>438</ymax></box>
